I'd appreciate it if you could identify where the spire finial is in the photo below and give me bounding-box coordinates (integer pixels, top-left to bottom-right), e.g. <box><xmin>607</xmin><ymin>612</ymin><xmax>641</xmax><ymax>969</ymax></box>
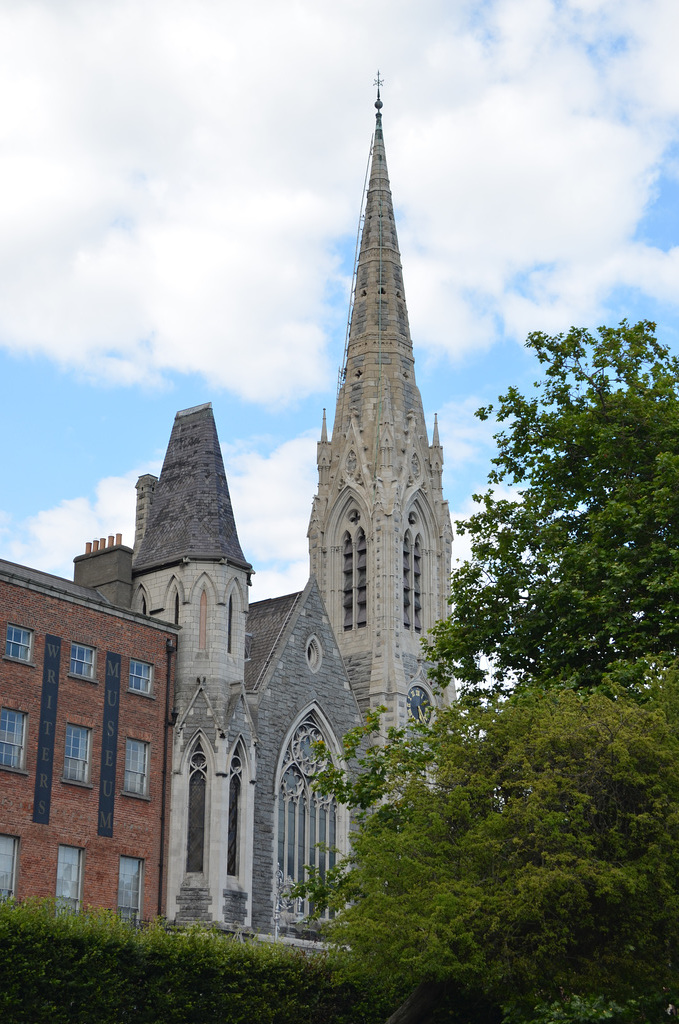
<box><xmin>374</xmin><ymin>70</ymin><xmax>384</xmax><ymax>115</ymax></box>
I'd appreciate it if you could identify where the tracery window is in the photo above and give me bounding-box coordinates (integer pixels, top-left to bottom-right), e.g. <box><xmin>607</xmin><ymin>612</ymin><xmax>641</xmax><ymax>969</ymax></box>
<box><xmin>227</xmin><ymin>748</ymin><xmax>242</xmax><ymax>876</ymax></box>
<box><xmin>186</xmin><ymin>742</ymin><xmax>207</xmax><ymax>873</ymax></box>
<box><xmin>277</xmin><ymin>716</ymin><xmax>337</xmax><ymax>919</ymax></box>
<box><xmin>342</xmin><ymin>526</ymin><xmax>367</xmax><ymax>631</ymax></box>
<box><xmin>403</xmin><ymin>531</ymin><xmax>422</xmax><ymax>632</ymax></box>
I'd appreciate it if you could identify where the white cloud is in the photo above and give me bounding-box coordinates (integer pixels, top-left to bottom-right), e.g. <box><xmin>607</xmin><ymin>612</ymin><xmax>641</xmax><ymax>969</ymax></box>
<box><xmin>0</xmin><ymin>430</ymin><xmax>318</xmax><ymax>600</ymax></box>
<box><xmin>0</xmin><ymin>0</ymin><xmax>678</xmax><ymax>402</ymax></box>
<box><xmin>1</xmin><ymin>470</ymin><xmax>142</xmax><ymax>578</ymax></box>
<box><xmin>438</xmin><ymin>397</ymin><xmax>498</xmax><ymax>471</ymax></box>
<box><xmin>224</xmin><ymin>434</ymin><xmax>318</xmax><ymax>600</ymax></box>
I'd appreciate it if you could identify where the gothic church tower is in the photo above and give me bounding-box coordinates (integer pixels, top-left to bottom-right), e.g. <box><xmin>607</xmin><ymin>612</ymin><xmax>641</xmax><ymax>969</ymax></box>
<box><xmin>132</xmin><ymin>403</ymin><xmax>255</xmax><ymax>925</ymax></box>
<box><xmin>308</xmin><ymin>90</ymin><xmax>453</xmax><ymax>728</ymax></box>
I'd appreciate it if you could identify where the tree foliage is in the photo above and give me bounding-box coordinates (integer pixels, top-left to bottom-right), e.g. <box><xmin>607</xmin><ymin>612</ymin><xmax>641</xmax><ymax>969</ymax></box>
<box><xmin>428</xmin><ymin>321</ymin><xmax>679</xmax><ymax>695</ymax></box>
<box><xmin>305</xmin><ymin>680</ymin><xmax>679</xmax><ymax>1014</ymax></box>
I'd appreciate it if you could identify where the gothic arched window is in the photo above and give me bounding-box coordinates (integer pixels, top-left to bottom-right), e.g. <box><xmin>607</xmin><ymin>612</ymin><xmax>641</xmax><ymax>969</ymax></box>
<box><xmin>186</xmin><ymin>742</ymin><xmax>207</xmax><ymax>873</ymax></box>
<box><xmin>277</xmin><ymin>716</ymin><xmax>337</xmax><ymax>919</ymax></box>
<box><xmin>227</xmin><ymin>748</ymin><xmax>242</xmax><ymax>877</ymax></box>
<box><xmin>342</xmin><ymin>526</ymin><xmax>367</xmax><ymax>631</ymax></box>
<box><xmin>227</xmin><ymin>595</ymin><xmax>233</xmax><ymax>654</ymax></box>
<box><xmin>403</xmin><ymin>532</ymin><xmax>422</xmax><ymax>633</ymax></box>
<box><xmin>199</xmin><ymin>590</ymin><xmax>207</xmax><ymax>650</ymax></box>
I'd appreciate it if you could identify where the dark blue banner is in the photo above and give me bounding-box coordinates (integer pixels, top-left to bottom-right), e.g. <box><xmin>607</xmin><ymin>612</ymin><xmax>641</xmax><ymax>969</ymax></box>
<box><xmin>32</xmin><ymin>634</ymin><xmax>61</xmax><ymax>824</ymax></box>
<box><xmin>97</xmin><ymin>652</ymin><xmax>121</xmax><ymax>837</ymax></box>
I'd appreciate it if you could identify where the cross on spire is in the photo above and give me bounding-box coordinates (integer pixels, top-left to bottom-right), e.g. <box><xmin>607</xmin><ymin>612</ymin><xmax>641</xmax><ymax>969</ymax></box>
<box><xmin>374</xmin><ymin>70</ymin><xmax>383</xmax><ymax>112</ymax></box>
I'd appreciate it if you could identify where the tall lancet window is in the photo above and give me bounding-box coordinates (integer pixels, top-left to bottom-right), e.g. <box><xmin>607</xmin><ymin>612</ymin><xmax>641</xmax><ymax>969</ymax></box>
<box><xmin>403</xmin><ymin>532</ymin><xmax>423</xmax><ymax>633</ymax></box>
<box><xmin>186</xmin><ymin>742</ymin><xmax>207</xmax><ymax>873</ymax></box>
<box><xmin>227</xmin><ymin>596</ymin><xmax>233</xmax><ymax>654</ymax></box>
<box><xmin>277</xmin><ymin>716</ymin><xmax>337</xmax><ymax>919</ymax></box>
<box><xmin>403</xmin><ymin>533</ymin><xmax>411</xmax><ymax>629</ymax></box>
<box><xmin>342</xmin><ymin>526</ymin><xmax>367</xmax><ymax>631</ymax></box>
<box><xmin>227</xmin><ymin>748</ymin><xmax>242</xmax><ymax>876</ymax></box>
<box><xmin>342</xmin><ymin>532</ymin><xmax>353</xmax><ymax>630</ymax></box>
<box><xmin>413</xmin><ymin>536</ymin><xmax>422</xmax><ymax>632</ymax></box>
<box><xmin>199</xmin><ymin>591</ymin><xmax>207</xmax><ymax>650</ymax></box>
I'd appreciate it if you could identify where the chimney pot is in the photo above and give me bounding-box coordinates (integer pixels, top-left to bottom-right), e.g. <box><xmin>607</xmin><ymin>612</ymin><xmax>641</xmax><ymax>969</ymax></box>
<box><xmin>93</xmin><ymin>540</ymin><xmax>99</xmax><ymax>552</ymax></box>
<box><xmin>108</xmin><ymin>535</ymin><xmax>114</xmax><ymax>548</ymax></box>
<box><xmin>86</xmin><ymin>542</ymin><xmax>92</xmax><ymax>554</ymax></box>
<box><xmin>115</xmin><ymin>533</ymin><xmax>122</xmax><ymax>546</ymax></box>
<box><xmin>99</xmin><ymin>538</ymin><xmax>106</xmax><ymax>549</ymax></box>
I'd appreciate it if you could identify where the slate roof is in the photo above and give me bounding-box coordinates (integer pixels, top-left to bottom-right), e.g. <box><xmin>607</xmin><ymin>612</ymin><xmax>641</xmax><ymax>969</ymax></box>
<box><xmin>133</xmin><ymin>403</ymin><xmax>251</xmax><ymax>573</ymax></box>
<box><xmin>0</xmin><ymin>558</ymin><xmax>112</xmax><ymax>606</ymax></box>
<box><xmin>244</xmin><ymin>591</ymin><xmax>301</xmax><ymax>692</ymax></box>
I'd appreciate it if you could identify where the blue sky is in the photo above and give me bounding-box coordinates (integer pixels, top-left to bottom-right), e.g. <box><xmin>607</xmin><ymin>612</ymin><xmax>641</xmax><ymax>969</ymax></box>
<box><xmin>1</xmin><ymin>0</ymin><xmax>679</xmax><ymax>602</ymax></box>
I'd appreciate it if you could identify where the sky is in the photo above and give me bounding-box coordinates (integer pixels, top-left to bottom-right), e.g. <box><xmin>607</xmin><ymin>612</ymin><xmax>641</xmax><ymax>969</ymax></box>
<box><xmin>1</xmin><ymin>0</ymin><xmax>679</xmax><ymax>603</ymax></box>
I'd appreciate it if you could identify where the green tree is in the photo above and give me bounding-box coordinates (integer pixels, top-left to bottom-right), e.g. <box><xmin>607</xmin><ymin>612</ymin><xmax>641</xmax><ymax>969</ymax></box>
<box><xmin>428</xmin><ymin>321</ymin><xmax>679</xmax><ymax>695</ymax></box>
<box><xmin>305</xmin><ymin>681</ymin><xmax>679</xmax><ymax>1020</ymax></box>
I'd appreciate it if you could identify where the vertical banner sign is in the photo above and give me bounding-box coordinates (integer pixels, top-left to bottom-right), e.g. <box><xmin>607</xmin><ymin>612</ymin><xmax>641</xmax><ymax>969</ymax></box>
<box><xmin>33</xmin><ymin>634</ymin><xmax>61</xmax><ymax>824</ymax></box>
<box><xmin>98</xmin><ymin>652</ymin><xmax>121</xmax><ymax>837</ymax></box>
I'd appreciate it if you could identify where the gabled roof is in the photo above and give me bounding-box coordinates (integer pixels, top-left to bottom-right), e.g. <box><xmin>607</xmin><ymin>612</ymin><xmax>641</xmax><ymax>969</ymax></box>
<box><xmin>244</xmin><ymin>591</ymin><xmax>301</xmax><ymax>692</ymax></box>
<box><xmin>133</xmin><ymin>403</ymin><xmax>251</xmax><ymax>573</ymax></box>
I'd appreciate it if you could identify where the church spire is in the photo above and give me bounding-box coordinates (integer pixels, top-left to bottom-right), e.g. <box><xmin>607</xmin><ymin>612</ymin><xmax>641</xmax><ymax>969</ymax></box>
<box><xmin>341</xmin><ymin>77</ymin><xmax>413</xmax><ymax>377</ymax></box>
<box><xmin>309</xmin><ymin>84</ymin><xmax>452</xmax><ymax>725</ymax></box>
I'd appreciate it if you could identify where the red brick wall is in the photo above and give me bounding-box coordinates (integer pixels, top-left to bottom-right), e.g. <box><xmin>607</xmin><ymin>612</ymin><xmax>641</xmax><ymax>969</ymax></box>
<box><xmin>0</xmin><ymin>577</ymin><xmax>177</xmax><ymax>919</ymax></box>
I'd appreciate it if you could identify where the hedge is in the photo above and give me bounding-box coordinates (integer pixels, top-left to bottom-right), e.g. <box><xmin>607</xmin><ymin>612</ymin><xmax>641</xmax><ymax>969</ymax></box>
<box><xmin>0</xmin><ymin>900</ymin><xmax>406</xmax><ymax>1024</ymax></box>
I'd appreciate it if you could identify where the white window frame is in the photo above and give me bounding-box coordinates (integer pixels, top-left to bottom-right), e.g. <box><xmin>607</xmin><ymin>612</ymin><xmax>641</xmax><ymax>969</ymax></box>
<box><xmin>0</xmin><ymin>835</ymin><xmax>18</xmax><ymax>898</ymax></box>
<box><xmin>124</xmin><ymin>739</ymin><xmax>149</xmax><ymax>796</ymax></box>
<box><xmin>56</xmin><ymin>845</ymin><xmax>83</xmax><ymax>912</ymax></box>
<box><xmin>0</xmin><ymin>708</ymin><xmax>26</xmax><ymax>769</ymax></box>
<box><xmin>129</xmin><ymin>659</ymin><xmax>152</xmax><ymax>694</ymax></box>
<box><xmin>117</xmin><ymin>856</ymin><xmax>143</xmax><ymax>922</ymax></box>
<box><xmin>63</xmin><ymin>724</ymin><xmax>90</xmax><ymax>783</ymax></box>
<box><xmin>70</xmin><ymin>642</ymin><xmax>95</xmax><ymax>679</ymax></box>
<box><xmin>5</xmin><ymin>624</ymin><xmax>32</xmax><ymax>662</ymax></box>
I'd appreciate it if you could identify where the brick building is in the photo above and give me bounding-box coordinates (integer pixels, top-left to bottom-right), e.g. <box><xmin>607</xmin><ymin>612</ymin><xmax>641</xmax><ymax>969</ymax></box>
<box><xmin>0</xmin><ymin>555</ymin><xmax>178</xmax><ymax>920</ymax></box>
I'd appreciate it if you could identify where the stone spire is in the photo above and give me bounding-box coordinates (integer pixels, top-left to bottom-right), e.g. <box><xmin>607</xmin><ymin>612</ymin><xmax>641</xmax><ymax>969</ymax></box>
<box><xmin>334</xmin><ymin>84</ymin><xmax>426</xmax><ymax>464</ymax></box>
<box><xmin>308</xmin><ymin>87</ymin><xmax>453</xmax><ymax>726</ymax></box>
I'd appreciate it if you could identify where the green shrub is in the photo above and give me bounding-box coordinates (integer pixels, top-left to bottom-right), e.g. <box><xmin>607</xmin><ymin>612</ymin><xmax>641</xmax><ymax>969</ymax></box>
<box><xmin>0</xmin><ymin>899</ymin><xmax>405</xmax><ymax>1024</ymax></box>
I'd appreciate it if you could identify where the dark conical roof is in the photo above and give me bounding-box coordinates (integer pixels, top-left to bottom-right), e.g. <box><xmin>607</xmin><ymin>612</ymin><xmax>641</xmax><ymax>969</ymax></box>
<box><xmin>133</xmin><ymin>403</ymin><xmax>251</xmax><ymax>573</ymax></box>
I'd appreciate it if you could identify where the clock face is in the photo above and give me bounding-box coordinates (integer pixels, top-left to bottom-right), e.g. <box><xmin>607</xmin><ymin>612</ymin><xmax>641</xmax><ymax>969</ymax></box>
<box><xmin>407</xmin><ymin>685</ymin><xmax>432</xmax><ymax>724</ymax></box>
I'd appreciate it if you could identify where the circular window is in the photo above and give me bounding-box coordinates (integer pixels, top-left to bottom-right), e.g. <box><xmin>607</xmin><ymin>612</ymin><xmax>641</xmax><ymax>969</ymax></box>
<box><xmin>306</xmin><ymin>635</ymin><xmax>322</xmax><ymax>673</ymax></box>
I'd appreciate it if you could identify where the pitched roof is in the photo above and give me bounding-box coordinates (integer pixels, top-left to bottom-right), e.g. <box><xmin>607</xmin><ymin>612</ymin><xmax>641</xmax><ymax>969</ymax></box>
<box><xmin>133</xmin><ymin>403</ymin><xmax>251</xmax><ymax>573</ymax></box>
<box><xmin>244</xmin><ymin>591</ymin><xmax>301</xmax><ymax>692</ymax></box>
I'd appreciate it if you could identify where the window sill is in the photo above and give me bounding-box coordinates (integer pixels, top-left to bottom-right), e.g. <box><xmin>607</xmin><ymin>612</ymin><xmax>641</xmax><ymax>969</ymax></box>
<box><xmin>67</xmin><ymin>672</ymin><xmax>98</xmax><ymax>685</ymax></box>
<box><xmin>60</xmin><ymin>777</ymin><xmax>93</xmax><ymax>789</ymax></box>
<box><xmin>0</xmin><ymin>764</ymin><xmax>28</xmax><ymax>776</ymax></box>
<box><xmin>2</xmin><ymin>655</ymin><xmax>35</xmax><ymax>668</ymax></box>
<box><xmin>121</xmin><ymin>789</ymin><xmax>151</xmax><ymax>802</ymax></box>
<box><xmin>127</xmin><ymin>688</ymin><xmax>155</xmax><ymax>700</ymax></box>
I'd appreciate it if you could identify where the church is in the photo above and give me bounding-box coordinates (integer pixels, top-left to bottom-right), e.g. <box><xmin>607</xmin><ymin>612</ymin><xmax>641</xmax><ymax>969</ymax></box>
<box><xmin>0</xmin><ymin>93</ymin><xmax>452</xmax><ymax>935</ymax></box>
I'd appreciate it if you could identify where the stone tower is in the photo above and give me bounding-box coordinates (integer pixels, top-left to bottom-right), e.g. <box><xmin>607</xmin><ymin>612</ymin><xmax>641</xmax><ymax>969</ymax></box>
<box><xmin>308</xmin><ymin>91</ymin><xmax>453</xmax><ymax>728</ymax></box>
<box><xmin>132</xmin><ymin>403</ymin><xmax>255</xmax><ymax>925</ymax></box>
